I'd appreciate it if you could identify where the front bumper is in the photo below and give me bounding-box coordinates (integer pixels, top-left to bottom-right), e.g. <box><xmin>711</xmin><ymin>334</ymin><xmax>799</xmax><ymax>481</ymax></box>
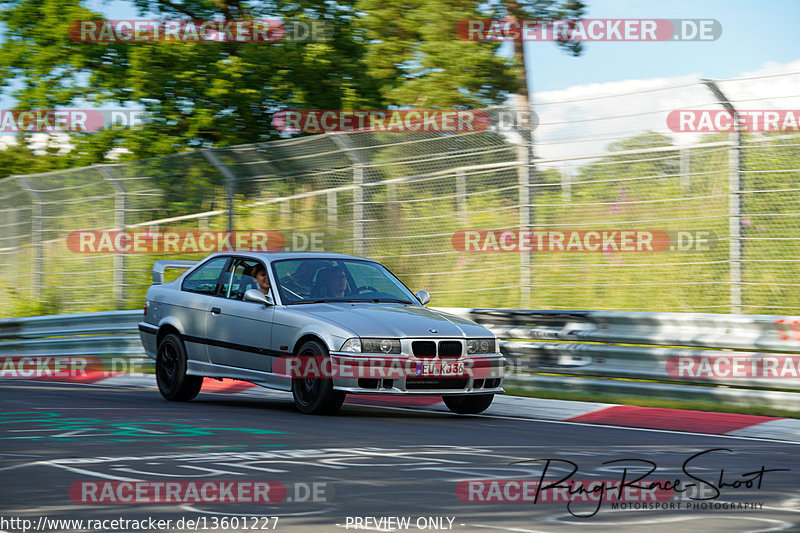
<box><xmin>328</xmin><ymin>352</ymin><xmax>505</xmax><ymax>395</ymax></box>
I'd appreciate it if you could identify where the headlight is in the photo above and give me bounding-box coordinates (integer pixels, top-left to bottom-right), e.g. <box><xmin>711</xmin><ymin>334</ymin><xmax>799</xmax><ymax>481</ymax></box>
<box><xmin>467</xmin><ymin>338</ymin><xmax>496</xmax><ymax>354</ymax></box>
<box><xmin>361</xmin><ymin>338</ymin><xmax>401</xmax><ymax>354</ymax></box>
<box><xmin>340</xmin><ymin>338</ymin><xmax>362</xmax><ymax>352</ymax></box>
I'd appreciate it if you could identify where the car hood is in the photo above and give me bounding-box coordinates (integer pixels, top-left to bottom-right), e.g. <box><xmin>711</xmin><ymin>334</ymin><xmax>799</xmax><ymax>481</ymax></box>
<box><xmin>298</xmin><ymin>303</ymin><xmax>492</xmax><ymax>338</ymax></box>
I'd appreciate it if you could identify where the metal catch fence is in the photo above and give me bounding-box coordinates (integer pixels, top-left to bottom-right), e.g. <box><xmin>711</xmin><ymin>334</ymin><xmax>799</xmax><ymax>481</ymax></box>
<box><xmin>1</xmin><ymin>72</ymin><xmax>799</xmax><ymax>316</ymax></box>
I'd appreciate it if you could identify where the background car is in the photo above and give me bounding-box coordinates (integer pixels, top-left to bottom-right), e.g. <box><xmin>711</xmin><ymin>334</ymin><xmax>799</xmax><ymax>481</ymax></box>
<box><xmin>139</xmin><ymin>251</ymin><xmax>505</xmax><ymax>414</ymax></box>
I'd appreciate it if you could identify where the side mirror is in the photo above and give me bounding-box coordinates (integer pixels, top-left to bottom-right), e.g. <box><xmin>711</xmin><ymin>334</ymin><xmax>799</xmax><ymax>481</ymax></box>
<box><xmin>415</xmin><ymin>290</ymin><xmax>431</xmax><ymax>305</ymax></box>
<box><xmin>244</xmin><ymin>289</ymin><xmax>274</xmax><ymax>306</ymax></box>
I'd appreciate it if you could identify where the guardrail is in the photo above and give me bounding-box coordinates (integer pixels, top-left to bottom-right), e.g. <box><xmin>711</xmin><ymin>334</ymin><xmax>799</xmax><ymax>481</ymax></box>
<box><xmin>438</xmin><ymin>308</ymin><xmax>800</xmax><ymax>410</ymax></box>
<box><xmin>2</xmin><ymin>309</ymin><xmax>800</xmax><ymax>410</ymax></box>
<box><xmin>0</xmin><ymin>310</ymin><xmax>150</xmax><ymax>374</ymax></box>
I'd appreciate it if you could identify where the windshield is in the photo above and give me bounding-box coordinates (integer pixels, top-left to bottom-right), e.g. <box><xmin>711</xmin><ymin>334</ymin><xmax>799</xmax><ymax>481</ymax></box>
<box><xmin>271</xmin><ymin>258</ymin><xmax>417</xmax><ymax>305</ymax></box>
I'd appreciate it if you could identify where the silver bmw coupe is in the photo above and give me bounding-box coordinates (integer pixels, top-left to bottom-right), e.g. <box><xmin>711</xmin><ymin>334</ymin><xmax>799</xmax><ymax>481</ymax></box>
<box><xmin>139</xmin><ymin>252</ymin><xmax>505</xmax><ymax>414</ymax></box>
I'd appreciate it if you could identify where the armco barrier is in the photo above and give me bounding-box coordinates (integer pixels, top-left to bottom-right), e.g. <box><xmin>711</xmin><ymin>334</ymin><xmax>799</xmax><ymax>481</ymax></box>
<box><xmin>2</xmin><ymin>309</ymin><xmax>800</xmax><ymax>410</ymax></box>
<box><xmin>437</xmin><ymin>308</ymin><xmax>800</xmax><ymax>410</ymax></box>
<box><xmin>0</xmin><ymin>310</ymin><xmax>150</xmax><ymax>373</ymax></box>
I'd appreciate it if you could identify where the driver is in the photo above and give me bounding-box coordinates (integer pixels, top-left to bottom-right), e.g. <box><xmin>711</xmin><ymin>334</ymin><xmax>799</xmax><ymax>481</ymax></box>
<box><xmin>324</xmin><ymin>267</ymin><xmax>348</xmax><ymax>298</ymax></box>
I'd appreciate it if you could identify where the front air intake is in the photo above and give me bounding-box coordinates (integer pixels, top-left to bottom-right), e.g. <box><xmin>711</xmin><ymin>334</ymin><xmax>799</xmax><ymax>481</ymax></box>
<box><xmin>412</xmin><ymin>341</ymin><xmax>436</xmax><ymax>358</ymax></box>
<box><xmin>438</xmin><ymin>341</ymin><xmax>462</xmax><ymax>358</ymax></box>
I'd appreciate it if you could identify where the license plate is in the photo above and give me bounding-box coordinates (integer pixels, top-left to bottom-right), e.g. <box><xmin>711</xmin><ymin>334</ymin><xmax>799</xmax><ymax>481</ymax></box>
<box><xmin>416</xmin><ymin>361</ymin><xmax>464</xmax><ymax>376</ymax></box>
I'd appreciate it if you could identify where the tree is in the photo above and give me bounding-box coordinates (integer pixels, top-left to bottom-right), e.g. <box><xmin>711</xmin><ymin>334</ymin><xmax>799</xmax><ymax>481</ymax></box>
<box><xmin>0</xmin><ymin>141</ymin><xmax>68</xmax><ymax>179</ymax></box>
<box><xmin>497</xmin><ymin>0</ymin><xmax>586</xmax><ymax>116</ymax></box>
<box><xmin>0</xmin><ymin>0</ymin><xmax>384</xmax><ymax>159</ymax></box>
<box><xmin>0</xmin><ymin>0</ymin><xmax>583</xmax><ymax>165</ymax></box>
<box><xmin>356</xmin><ymin>0</ymin><xmax>519</xmax><ymax>107</ymax></box>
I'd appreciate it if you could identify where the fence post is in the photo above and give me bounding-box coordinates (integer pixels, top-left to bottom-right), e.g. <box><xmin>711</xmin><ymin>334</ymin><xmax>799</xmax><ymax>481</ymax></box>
<box><xmin>561</xmin><ymin>165</ymin><xmax>571</xmax><ymax>203</ymax></box>
<box><xmin>16</xmin><ymin>177</ymin><xmax>42</xmax><ymax>303</ymax></box>
<box><xmin>728</xmin><ymin>128</ymin><xmax>743</xmax><ymax>313</ymax></box>
<box><xmin>515</xmin><ymin>118</ymin><xmax>533</xmax><ymax>308</ymax></box>
<box><xmin>280</xmin><ymin>200</ymin><xmax>290</xmax><ymax>227</ymax></box>
<box><xmin>97</xmin><ymin>166</ymin><xmax>126</xmax><ymax>308</ymax></box>
<box><xmin>680</xmin><ymin>148</ymin><xmax>691</xmax><ymax>191</ymax></box>
<box><xmin>330</xmin><ymin>134</ymin><xmax>367</xmax><ymax>256</ymax></box>
<box><xmin>327</xmin><ymin>191</ymin><xmax>337</xmax><ymax>227</ymax></box>
<box><xmin>703</xmin><ymin>79</ymin><xmax>743</xmax><ymax>313</ymax></box>
<box><xmin>353</xmin><ymin>165</ymin><xmax>365</xmax><ymax>256</ymax></box>
<box><xmin>202</xmin><ymin>149</ymin><xmax>236</xmax><ymax>233</ymax></box>
<box><xmin>456</xmin><ymin>170</ymin><xmax>467</xmax><ymax>224</ymax></box>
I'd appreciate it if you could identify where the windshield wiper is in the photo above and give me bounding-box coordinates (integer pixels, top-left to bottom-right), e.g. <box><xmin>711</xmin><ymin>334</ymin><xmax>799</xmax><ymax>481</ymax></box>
<box><xmin>290</xmin><ymin>297</ymin><xmax>413</xmax><ymax>305</ymax></box>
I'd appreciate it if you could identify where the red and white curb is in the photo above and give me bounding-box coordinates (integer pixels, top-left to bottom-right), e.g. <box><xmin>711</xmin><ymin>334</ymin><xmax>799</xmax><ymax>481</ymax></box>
<box><xmin>4</xmin><ymin>373</ymin><xmax>800</xmax><ymax>443</ymax></box>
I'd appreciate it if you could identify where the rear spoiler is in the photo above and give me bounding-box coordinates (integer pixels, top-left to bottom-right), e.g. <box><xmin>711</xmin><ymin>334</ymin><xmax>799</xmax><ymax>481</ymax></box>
<box><xmin>152</xmin><ymin>260</ymin><xmax>198</xmax><ymax>285</ymax></box>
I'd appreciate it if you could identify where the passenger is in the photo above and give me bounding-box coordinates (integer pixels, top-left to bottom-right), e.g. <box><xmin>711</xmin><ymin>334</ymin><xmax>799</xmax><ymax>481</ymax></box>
<box><xmin>251</xmin><ymin>264</ymin><xmax>272</xmax><ymax>297</ymax></box>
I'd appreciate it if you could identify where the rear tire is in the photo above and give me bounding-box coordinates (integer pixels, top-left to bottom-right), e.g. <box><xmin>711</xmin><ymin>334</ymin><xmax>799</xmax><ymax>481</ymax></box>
<box><xmin>443</xmin><ymin>393</ymin><xmax>494</xmax><ymax>414</ymax></box>
<box><xmin>291</xmin><ymin>340</ymin><xmax>345</xmax><ymax>415</ymax></box>
<box><xmin>156</xmin><ymin>333</ymin><xmax>203</xmax><ymax>401</ymax></box>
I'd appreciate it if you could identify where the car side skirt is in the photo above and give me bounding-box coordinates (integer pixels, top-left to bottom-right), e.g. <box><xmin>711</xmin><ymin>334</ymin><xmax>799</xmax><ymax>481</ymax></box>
<box><xmin>186</xmin><ymin>360</ymin><xmax>292</xmax><ymax>391</ymax></box>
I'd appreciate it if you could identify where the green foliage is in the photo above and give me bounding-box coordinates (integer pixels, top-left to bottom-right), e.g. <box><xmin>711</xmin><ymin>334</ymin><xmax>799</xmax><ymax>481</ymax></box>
<box><xmin>497</xmin><ymin>0</ymin><xmax>587</xmax><ymax>56</ymax></box>
<box><xmin>356</xmin><ymin>0</ymin><xmax>519</xmax><ymax>107</ymax></box>
<box><xmin>0</xmin><ymin>0</ymin><xmax>554</xmax><ymax>169</ymax></box>
<box><xmin>0</xmin><ymin>142</ymin><xmax>69</xmax><ymax>178</ymax></box>
<box><xmin>1</xmin><ymin>280</ymin><xmax>62</xmax><ymax>316</ymax></box>
<box><xmin>0</xmin><ymin>0</ymin><xmax>385</xmax><ymax>159</ymax></box>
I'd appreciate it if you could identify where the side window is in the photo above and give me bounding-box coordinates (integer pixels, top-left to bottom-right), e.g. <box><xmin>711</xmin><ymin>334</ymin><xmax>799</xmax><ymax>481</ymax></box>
<box><xmin>223</xmin><ymin>258</ymin><xmax>262</xmax><ymax>300</ymax></box>
<box><xmin>181</xmin><ymin>257</ymin><xmax>229</xmax><ymax>295</ymax></box>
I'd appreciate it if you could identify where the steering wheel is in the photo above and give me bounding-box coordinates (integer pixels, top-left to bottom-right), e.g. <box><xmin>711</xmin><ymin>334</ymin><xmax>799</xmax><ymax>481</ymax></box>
<box><xmin>356</xmin><ymin>285</ymin><xmax>378</xmax><ymax>293</ymax></box>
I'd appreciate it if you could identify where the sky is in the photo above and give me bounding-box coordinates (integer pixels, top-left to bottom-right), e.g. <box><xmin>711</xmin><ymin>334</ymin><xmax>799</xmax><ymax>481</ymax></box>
<box><xmin>1</xmin><ymin>0</ymin><xmax>799</xmax><ymax>157</ymax></box>
<box><xmin>522</xmin><ymin>0</ymin><xmax>800</xmax><ymax>92</ymax></box>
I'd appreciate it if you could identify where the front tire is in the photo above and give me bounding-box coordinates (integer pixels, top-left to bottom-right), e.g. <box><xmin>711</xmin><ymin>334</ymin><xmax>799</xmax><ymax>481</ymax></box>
<box><xmin>156</xmin><ymin>333</ymin><xmax>203</xmax><ymax>401</ymax></box>
<box><xmin>443</xmin><ymin>393</ymin><xmax>494</xmax><ymax>414</ymax></box>
<box><xmin>291</xmin><ymin>340</ymin><xmax>345</xmax><ymax>415</ymax></box>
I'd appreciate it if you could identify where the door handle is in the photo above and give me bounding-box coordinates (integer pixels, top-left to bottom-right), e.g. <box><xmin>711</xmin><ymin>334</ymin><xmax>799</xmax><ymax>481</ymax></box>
<box><xmin>210</xmin><ymin>307</ymin><xmax>221</xmax><ymax>315</ymax></box>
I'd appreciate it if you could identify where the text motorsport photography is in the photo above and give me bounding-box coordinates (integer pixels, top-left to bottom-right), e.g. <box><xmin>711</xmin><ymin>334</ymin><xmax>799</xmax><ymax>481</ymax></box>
<box><xmin>457</xmin><ymin>448</ymin><xmax>782</xmax><ymax>518</ymax></box>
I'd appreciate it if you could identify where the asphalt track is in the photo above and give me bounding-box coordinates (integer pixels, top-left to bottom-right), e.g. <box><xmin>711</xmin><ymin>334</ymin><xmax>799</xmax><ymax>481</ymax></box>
<box><xmin>1</xmin><ymin>380</ymin><xmax>799</xmax><ymax>533</ymax></box>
